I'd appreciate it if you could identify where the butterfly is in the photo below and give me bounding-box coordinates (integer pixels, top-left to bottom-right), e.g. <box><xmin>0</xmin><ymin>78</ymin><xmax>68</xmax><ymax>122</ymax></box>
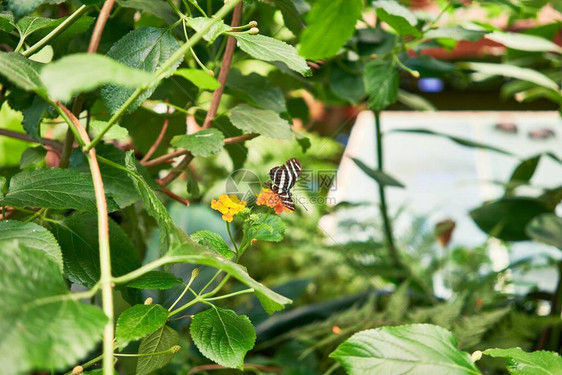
<box><xmin>265</xmin><ymin>158</ymin><xmax>302</xmax><ymax>211</ymax></box>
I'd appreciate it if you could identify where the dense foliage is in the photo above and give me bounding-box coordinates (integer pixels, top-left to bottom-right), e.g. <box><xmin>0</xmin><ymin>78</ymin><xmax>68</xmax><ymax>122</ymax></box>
<box><xmin>0</xmin><ymin>0</ymin><xmax>561</xmax><ymax>374</ymax></box>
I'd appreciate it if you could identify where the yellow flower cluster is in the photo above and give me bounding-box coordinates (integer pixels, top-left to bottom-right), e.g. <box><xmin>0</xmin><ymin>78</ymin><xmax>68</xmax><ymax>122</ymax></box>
<box><xmin>211</xmin><ymin>195</ymin><xmax>247</xmax><ymax>222</ymax></box>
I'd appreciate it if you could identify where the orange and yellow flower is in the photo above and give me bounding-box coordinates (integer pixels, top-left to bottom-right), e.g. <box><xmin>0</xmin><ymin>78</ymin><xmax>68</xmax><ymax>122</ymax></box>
<box><xmin>211</xmin><ymin>195</ymin><xmax>247</xmax><ymax>222</ymax></box>
<box><xmin>256</xmin><ymin>188</ymin><xmax>292</xmax><ymax>215</ymax></box>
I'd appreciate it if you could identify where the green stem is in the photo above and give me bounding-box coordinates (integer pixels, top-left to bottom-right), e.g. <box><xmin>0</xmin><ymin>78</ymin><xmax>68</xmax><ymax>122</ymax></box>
<box><xmin>84</xmin><ymin>0</ymin><xmax>242</xmax><ymax>151</ymax></box>
<box><xmin>204</xmin><ymin>288</ymin><xmax>253</xmax><ymax>301</ymax></box>
<box><xmin>226</xmin><ymin>221</ymin><xmax>239</xmax><ymax>254</ymax></box>
<box><xmin>199</xmin><ymin>269</ymin><xmax>223</xmax><ymax>295</ymax></box>
<box><xmin>187</xmin><ymin>0</ymin><xmax>207</xmax><ymax>17</ymax></box>
<box><xmin>22</xmin><ymin>5</ymin><xmax>91</xmax><ymax>57</ymax></box>
<box><xmin>115</xmin><ymin>347</ymin><xmax>179</xmax><ymax>357</ymax></box>
<box><xmin>374</xmin><ymin>111</ymin><xmax>400</xmax><ymax>266</ymax></box>
<box><xmin>168</xmin><ymin>296</ymin><xmax>202</xmax><ymax>317</ymax></box>
<box><xmin>168</xmin><ymin>269</ymin><xmax>199</xmax><ymax>311</ymax></box>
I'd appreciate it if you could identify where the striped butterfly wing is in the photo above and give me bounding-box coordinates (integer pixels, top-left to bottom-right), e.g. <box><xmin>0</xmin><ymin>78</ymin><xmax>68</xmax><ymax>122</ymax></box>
<box><xmin>266</xmin><ymin>158</ymin><xmax>302</xmax><ymax>212</ymax></box>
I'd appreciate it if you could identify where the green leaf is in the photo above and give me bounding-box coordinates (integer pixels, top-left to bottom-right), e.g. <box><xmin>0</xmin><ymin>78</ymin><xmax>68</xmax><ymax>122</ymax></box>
<box><xmin>230</xmin><ymin>104</ymin><xmax>293</xmax><ymax>140</ymax></box>
<box><xmin>391</xmin><ymin>128</ymin><xmax>514</xmax><ymax>156</ymax></box>
<box><xmin>330</xmin><ymin>324</ymin><xmax>480</xmax><ymax>375</ymax></box>
<box><xmin>1</xmin><ymin>168</ymin><xmax>119</xmax><ymax>212</ymax></box>
<box><xmin>509</xmin><ymin>155</ymin><xmax>541</xmax><ymax>185</ymax></box>
<box><xmin>351</xmin><ymin>157</ymin><xmax>405</xmax><ymax>188</ymax></box>
<box><xmin>272</xmin><ymin>0</ymin><xmax>304</xmax><ymax>35</ymax></box>
<box><xmin>234</xmin><ymin>34</ymin><xmax>311</xmax><ymax>76</ymax></box>
<box><xmin>174</xmin><ymin>68</ymin><xmax>220</xmax><ymax>90</ymax></box>
<box><xmin>5</xmin><ymin>0</ymin><xmax>50</xmax><ymax>19</ymax></box>
<box><xmin>458</xmin><ymin>62</ymin><xmax>559</xmax><ymax>91</ymax></box>
<box><xmin>19</xmin><ymin>145</ymin><xmax>47</xmax><ymax>169</ymax></box>
<box><xmin>0</xmin><ymin>52</ymin><xmax>44</xmax><ymax>92</ymax></box>
<box><xmin>136</xmin><ymin>325</ymin><xmax>179</xmax><ymax>375</ymax></box>
<box><xmin>116</xmin><ymin>0</ymin><xmax>177</xmax><ymax>24</ymax></box>
<box><xmin>425</xmin><ymin>27</ymin><xmax>486</xmax><ymax>42</ymax></box>
<box><xmin>16</xmin><ymin>16</ymin><xmax>53</xmax><ymax>38</ymax></box>
<box><xmin>364</xmin><ymin>59</ymin><xmax>399</xmax><ymax>111</ymax></box>
<box><xmin>90</xmin><ymin>120</ymin><xmax>129</xmax><ymax>141</ymax></box>
<box><xmin>190</xmin><ymin>307</ymin><xmax>256</xmax><ymax>370</ymax></box>
<box><xmin>0</xmin><ymin>177</ymin><xmax>6</xmax><ymax>199</ymax></box>
<box><xmin>171</xmin><ymin>128</ymin><xmax>225</xmax><ymax>158</ymax></box>
<box><xmin>52</xmin><ymin>212</ymin><xmax>141</xmax><ymax>287</ymax></box>
<box><xmin>470</xmin><ymin>197</ymin><xmax>552</xmax><ymax>241</ymax></box>
<box><xmin>70</xmin><ymin>144</ymin><xmax>147</xmax><ymax>209</ymax></box>
<box><xmin>373</xmin><ymin>0</ymin><xmax>421</xmax><ymax>37</ymax></box>
<box><xmin>483</xmin><ymin>348</ymin><xmax>562</xmax><ymax>375</ymax></box>
<box><xmin>246</xmin><ymin>212</ymin><xmax>286</xmax><ymax>242</ymax></box>
<box><xmin>329</xmin><ymin>62</ymin><xmax>365</xmax><ymax>104</ymax></box>
<box><xmin>41</xmin><ymin>53</ymin><xmax>153</xmax><ymax>102</ymax></box>
<box><xmin>0</xmin><ymin>220</ymin><xmax>62</xmax><ymax>272</ymax></box>
<box><xmin>186</xmin><ymin>17</ymin><xmax>230</xmax><ymax>43</ymax></box>
<box><xmin>397</xmin><ymin>89</ymin><xmax>436</xmax><ymax>111</ymax></box>
<box><xmin>102</xmin><ymin>27</ymin><xmax>181</xmax><ymax>114</ymax></box>
<box><xmin>126</xmin><ymin>271</ymin><xmax>183</xmax><ymax>290</ymax></box>
<box><xmin>191</xmin><ymin>230</ymin><xmax>235</xmax><ymax>258</ymax></box>
<box><xmin>298</xmin><ymin>0</ymin><xmax>362</xmax><ymax>60</ymax></box>
<box><xmin>526</xmin><ymin>213</ymin><xmax>562</xmax><ymax>249</ymax></box>
<box><xmin>0</xmin><ymin>242</ymin><xmax>107</xmax><ymax>373</ymax></box>
<box><xmin>116</xmin><ymin>304</ymin><xmax>169</xmax><ymax>349</ymax></box>
<box><xmin>22</xmin><ymin>96</ymin><xmax>49</xmax><ymax>140</ymax></box>
<box><xmin>226</xmin><ymin>69</ymin><xmax>287</xmax><ymax>113</ymax></box>
<box><xmin>166</xmin><ymin>240</ymin><xmax>292</xmax><ymax>314</ymax></box>
<box><xmin>486</xmin><ymin>31</ymin><xmax>562</xmax><ymax>53</ymax></box>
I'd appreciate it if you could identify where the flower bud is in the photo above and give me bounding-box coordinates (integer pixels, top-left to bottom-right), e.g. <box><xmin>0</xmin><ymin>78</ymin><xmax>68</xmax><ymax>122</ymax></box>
<box><xmin>206</xmin><ymin>70</ymin><xmax>215</xmax><ymax>77</ymax></box>
<box><xmin>191</xmin><ymin>268</ymin><xmax>200</xmax><ymax>278</ymax></box>
<box><xmin>249</xmin><ymin>27</ymin><xmax>259</xmax><ymax>35</ymax></box>
<box><xmin>471</xmin><ymin>350</ymin><xmax>482</xmax><ymax>362</ymax></box>
<box><xmin>249</xmin><ymin>21</ymin><xmax>258</xmax><ymax>27</ymax></box>
<box><xmin>411</xmin><ymin>70</ymin><xmax>420</xmax><ymax>78</ymax></box>
<box><xmin>144</xmin><ymin>297</ymin><xmax>153</xmax><ymax>305</ymax></box>
<box><xmin>72</xmin><ymin>366</ymin><xmax>84</xmax><ymax>375</ymax></box>
<box><xmin>171</xmin><ymin>345</ymin><xmax>181</xmax><ymax>354</ymax></box>
<box><xmin>251</xmin><ymin>238</ymin><xmax>257</xmax><ymax>245</ymax></box>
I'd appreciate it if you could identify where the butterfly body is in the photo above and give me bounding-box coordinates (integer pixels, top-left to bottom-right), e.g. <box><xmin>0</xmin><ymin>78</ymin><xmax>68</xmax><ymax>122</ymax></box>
<box><xmin>266</xmin><ymin>158</ymin><xmax>302</xmax><ymax>211</ymax></box>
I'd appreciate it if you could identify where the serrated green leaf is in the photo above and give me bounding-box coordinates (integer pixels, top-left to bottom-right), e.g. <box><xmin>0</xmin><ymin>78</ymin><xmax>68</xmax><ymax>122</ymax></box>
<box><xmin>102</xmin><ymin>27</ymin><xmax>181</xmax><ymax>114</ymax></box>
<box><xmin>329</xmin><ymin>61</ymin><xmax>365</xmax><ymax>104</ymax></box>
<box><xmin>89</xmin><ymin>120</ymin><xmax>129</xmax><ymax>141</ymax></box>
<box><xmin>364</xmin><ymin>59</ymin><xmax>399</xmax><ymax>111</ymax></box>
<box><xmin>40</xmin><ymin>54</ymin><xmax>153</xmax><ymax>102</ymax></box>
<box><xmin>486</xmin><ymin>31</ymin><xmax>562</xmax><ymax>53</ymax></box>
<box><xmin>116</xmin><ymin>0</ymin><xmax>177</xmax><ymax>24</ymax></box>
<box><xmin>234</xmin><ymin>34</ymin><xmax>311</xmax><ymax>76</ymax></box>
<box><xmin>190</xmin><ymin>307</ymin><xmax>256</xmax><ymax>370</ymax></box>
<box><xmin>299</xmin><ymin>0</ymin><xmax>362</xmax><ymax>60</ymax></box>
<box><xmin>19</xmin><ymin>145</ymin><xmax>47</xmax><ymax>169</ymax></box>
<box><xmin>226</xmin><ymin>69</ymin><xmax>287</xmax><ymax>113</ymax></box>
<box><xmin>5</xmin><ymin>0</ymin><xmax>51</xmax><ymax>19</ymax></box>
<box><xmin>171</xmin><ymin>128</ymin><xmax>225</xmax><ymax>157</ymax></box>
<box><xmin>351</xmin><ymin>157</ymin><xmax>405</xmax><ymax>188</ymax></box>
<box><xmin>174</xmin><ymin>68</ymin><xmax>220</xmax><ymax>90</ymax></box>
<box><xmin>1</xmin><ymin>168</ymin><xmax>119</xmax><ymax>212</ymax></box>
<box><xmin>186</xmin><ymin>17</ymin><xmax>230</xmax><ymax>43</ymax></box>
<box><xmin>246</xmin><ymin>212</ymin><xmax>286</xmax><ymax>242</ymax></box>
<box><xmin>330</xmin><ymin>324</ymin><xmax>480</xmax><ymax>375</ymax></box>
<box><xmin>373</xmin><ymin>0</ymin><xmax>421</xmax><ymax>37</ymax></box>
<box><xmin>191</xmin><ymin>230</ymin><xmax>235</xmax><ymax>258</ymax></box>
<box><xmin>0</xmin><ymin>220</ymin><xmax>62</xmax><ymax>271</ymax></box>
<box><xmin>16</xmin><ymin>16</ymin><xmax>53</xmax><ymax>37</ymax></box>
<box><xmin>126</xmin><ymin>271</ymin><xmax>183</xmax><ymax>290</ymax></box>
<box><xmin>137</xmin><ymin>325</ymin><xmax>179</xmax><ymax>375</ymax></box>
<box><xmin>526</xmin><ymin>213</ymin><xmax>562</xmax><ymax>249</ymax></box>
<box><xmin>458</xmin><ymin>62</ymin><xmax>559</xmax><ymax>91</ymax></box>
<box><xmin>230</xmin><ymin>104</ymin><xmax>292</xmax><ymax>140</ymax></box>
<box><xmin>0</xmin><ymin>242</ymin><xmax>107</xmax><ymax>373</ymax></box>
<box><xmin>52</xmin><ymin>212</ymin><xmax>141</xmax><ymax>287</ymax></box>
<box><xmin>116</xmin><ymin>304</ymin><xmax>169</xmax><ymax>348</ymax></box>
<box><xmin>483</xmin><ymin>348</ymin><xmax>562</xmax><ymax>375</ymax></box>
<box><xmin>70</xmin><ymin>144</ymin><xmax>147</xmax><ymax>209</ymax></box>
<box><xmin>470</xmin><ymin>197</ymin><xmax>552</xmax><ymax>241</ymax></box>
<box><xmin>0</xmin><ymin>52</ymin><xmax>44</xmax><ymax>92</ymax></box>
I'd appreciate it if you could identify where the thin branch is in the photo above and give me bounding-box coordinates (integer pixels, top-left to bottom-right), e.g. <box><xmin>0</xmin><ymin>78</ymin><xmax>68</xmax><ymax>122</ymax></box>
<box><xmin>140</xmin><ymin>112</ymin><xmax>169</xmax><ymax>163</ymax></box>
<box><xmin>202</xmin><ymin>2</ymin><xmax>243</xmax><ymax>129</ymax></box>
<box><xmin>158</xmin><ymin>2</ymin><xmax>244</xmax><ymax>186</ymax></box>
<box><xmin>56</xmin><ymin>102</ymin><xmax>114</xmax><ymax>375</ymax></box>
<box><xmin>0</xmin><ymin>128</ymin><xmax>62</xmax><ymax>150</ymax></box>
<box><xmin>88</xmin><ymin>0</ymin><xmax>116</xmax><ymax>53</ymax></box>
<box><xmin>156</xmin><ymin>180</ymin><xmax>190</xmax><ymax>206</ymax></box>
<box><xmin>141</xmin><ymin>133</ymin><xmax>258</xmax><ymax>168</ymax></box>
